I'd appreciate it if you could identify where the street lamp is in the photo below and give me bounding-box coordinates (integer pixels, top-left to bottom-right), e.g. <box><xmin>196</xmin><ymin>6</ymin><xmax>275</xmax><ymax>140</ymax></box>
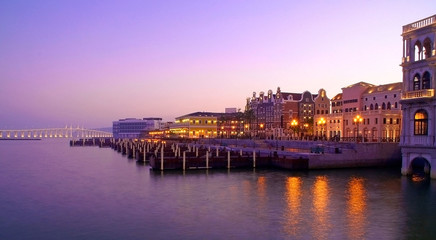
<box><xmin>303</xmin><ymin>123</ymin><xmax>309</xmax><ymax>140</ymax></box>
<box><xmin>259</xmin><ymin>123</ymin><xmax>264</xmax><ymax>139</ymax></box>
<box><xmin>353</xmin><ymin>115</ymin><xmax>363</xmax><ymax>142</ymax></box>
<box><xmin>290</xmin><ymin>119</ymin><xmax>298</xmax><ymax>139</ymax></box>
<box><xmin>318</xmin><ymin>117</ymin><xmax>326</xmax><ymax>140</ymax></box>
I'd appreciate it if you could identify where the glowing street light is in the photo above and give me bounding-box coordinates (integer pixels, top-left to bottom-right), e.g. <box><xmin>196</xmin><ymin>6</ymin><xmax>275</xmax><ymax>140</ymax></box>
<box><xmin>290</xmin><ymin>119</ymin><xmax>298</xmax><ymax>139</ymax></box>
<box><xmin>318</xmin><ymin>117</ymin><xmax>326</xmax><ymax>139</ymax></box>
<box><xmin>353</xmin><ymin>115</ymin><xmax>363</xmax><ymax>142</ymax></box>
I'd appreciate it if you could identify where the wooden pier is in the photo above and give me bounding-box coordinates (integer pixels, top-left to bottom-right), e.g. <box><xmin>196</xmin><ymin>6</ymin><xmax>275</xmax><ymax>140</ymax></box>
<box><xmin>70</xmin><ymin>138</ymin><xmax>309</xmax><ymax>171</ymax></box>
<box><xmin>69</xmin><ymin>138</ymin><xmax>401</xmax><ymax>171</ymax></box>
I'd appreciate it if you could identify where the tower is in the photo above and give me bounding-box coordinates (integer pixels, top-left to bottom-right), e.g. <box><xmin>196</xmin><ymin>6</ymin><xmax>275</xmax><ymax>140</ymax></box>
<box><xmin>400</xmin><ymin>15</ymin><xmax>436</xmax><ymax>178</ymax></box>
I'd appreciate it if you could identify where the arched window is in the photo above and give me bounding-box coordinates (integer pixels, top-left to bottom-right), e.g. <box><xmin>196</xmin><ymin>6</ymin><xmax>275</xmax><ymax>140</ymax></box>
<box><xmin>423</xmin><ymin>38</ymin><xmax>432</xmax><ymax>59</ymax></box>
<box><xmin>395</xmin><ymin>102</ymin><xmax>398</xmax><ymax>108</ymax></box>
<box><xmin>364</xmin><ymin>105</ymin><xmax>367</xmax><ymax>111</ymax></box>
<box><xmin>370</xmin><ymin>104</ymin><xmax>374</xmax><ymax>110</ymax></box>
<box><xmin>413</xmin><ymin>74</ymin><xmax>421</xmax><ymax>90</ymax></box>
<box><xmin>415</xmin><ymin>40</ymin><xmax>422</xmax><ymax>61</ymax></box>
<box><xmin>375</xmin><ymin>103</ymin><xmax>379</xmax><ymax>110</ymax></box>
<box><xmin>387</xmin><ymin>102</ymin><xmax>391</xmax><ymax>110</ymax></box>
<box><xmin>414</xmin><ymin>110</ymin><xmax>428</xmax><ymax>135</ymax></box>
<box><xmin>422</xmin><ymin>71</ymin><xmax>431</xmax><ymax>89</ymax></box>
<box><xmin>382</xmin><ymin>102</ymin><xmax>386</xmax><ymax>110</ymax></box>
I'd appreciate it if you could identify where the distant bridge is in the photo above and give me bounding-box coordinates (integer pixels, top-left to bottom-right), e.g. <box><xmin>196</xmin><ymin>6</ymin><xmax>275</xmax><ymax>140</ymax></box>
<box><xmin>0</xmin><ymin>127</ymin><xmax>112</xmax><ymax>139</ymax></box>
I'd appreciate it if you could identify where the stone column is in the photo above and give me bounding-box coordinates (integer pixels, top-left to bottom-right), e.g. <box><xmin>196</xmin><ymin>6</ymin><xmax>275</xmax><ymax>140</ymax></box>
<box><xmin>431</xmin><ymin>157</ymin><xmax>436</xmax><ymax>179</ymax></box>
<box><xmin>401</xmin><ymin>151</ymin><xmax>411</xmax><ymax>176</ymax></box>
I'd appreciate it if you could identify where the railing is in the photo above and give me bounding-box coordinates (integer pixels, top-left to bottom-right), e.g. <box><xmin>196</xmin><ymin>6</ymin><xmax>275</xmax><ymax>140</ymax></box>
<box><xmin>402</xmin><ymin>89</ymin><xmax>434</xmax><ymax>100</ymax></box>
<box><xmin>403</xmin><ymin>15</ymin><xmax>436</xmax><ymax>33</ymax></box>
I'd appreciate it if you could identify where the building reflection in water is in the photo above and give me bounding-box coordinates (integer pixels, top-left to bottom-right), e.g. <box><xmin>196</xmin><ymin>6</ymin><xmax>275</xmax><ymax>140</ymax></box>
<box><xmin>346</xmin><ymin>177</ymin><xmax>367</xmax><ymax>239</ymax></box>
<box><xmin>312</xmin><ymin>176</ymin><xmax>331</xmax><ymax>240</ymax></box>
<box><xmin>283</xmin><ymin>176</ymin><xmax>302</xmax><ymax>237</ymax></box>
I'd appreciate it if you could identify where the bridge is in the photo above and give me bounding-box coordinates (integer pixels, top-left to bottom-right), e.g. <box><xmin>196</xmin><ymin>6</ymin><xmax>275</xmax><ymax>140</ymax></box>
<box><xmin>0</xmin><ymin>127</ymin><xmax>112</xmax><ymax>139</ymax></box>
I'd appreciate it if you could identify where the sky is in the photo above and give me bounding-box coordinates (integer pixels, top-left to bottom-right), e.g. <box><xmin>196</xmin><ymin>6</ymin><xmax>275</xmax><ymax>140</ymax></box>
<box><xmin>0</xmin><ymin>0</ymin><xmax>434</xmax><ymax>129</ymax></box>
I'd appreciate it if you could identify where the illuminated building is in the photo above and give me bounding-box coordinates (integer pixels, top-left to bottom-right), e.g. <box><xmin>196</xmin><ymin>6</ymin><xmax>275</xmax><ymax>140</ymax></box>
<box><xmin>340</xmin><ymin>82</ymin><xmax>402</xmax><ymax>142</ymax></box>
<box><xmin>170</xmin><ymin>112</ymin><xmax>218</xmax><ymax>138</ymax></box>
<box><xmin>399</xmin><ymin>15</ymin><xmax>436</xmax><ymax>178</ymax></box>
<box><xmin>113</xmin><ymin>118</ymin><xmax>162</xmax><ymax>139</ymax></box>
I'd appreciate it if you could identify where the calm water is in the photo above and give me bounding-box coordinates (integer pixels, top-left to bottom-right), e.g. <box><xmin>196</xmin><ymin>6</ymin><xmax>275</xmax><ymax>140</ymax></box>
<box><xmin>0</xmin><ymin>140</ymin><xmax>435</xmax><ymax>240</ymax></box>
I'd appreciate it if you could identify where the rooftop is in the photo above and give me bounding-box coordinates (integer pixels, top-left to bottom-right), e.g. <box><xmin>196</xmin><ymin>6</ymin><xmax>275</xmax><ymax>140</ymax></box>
<box><xmin>402</xmin><ymin>14</ymin><xmax>436</xmax><ymax>34</ymax></box>
<box><xmin>363</xmin><ymin>82</ymin><xmax>402</xmax><ymax>94</ymax></box>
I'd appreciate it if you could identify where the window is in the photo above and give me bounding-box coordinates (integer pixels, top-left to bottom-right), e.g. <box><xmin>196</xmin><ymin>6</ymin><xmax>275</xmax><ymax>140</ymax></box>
<box><xmin>415</xmin><ymin>40</ymin><xmax>422</xmax><ymax>61</ymax></box>
<box><xmin>422</xmin><ymin>71</ymin><xmax>431</xmax><ymax>89</ymax></box>
<box><xmin>414</xmin><ymin>110</ymin><xmax>428</xmax><ymax>135</ymax></box>
<box><xmin>375</xmin><ymin>103</ymin><xmax>379</xmax><ymax>110</ymax></box>
<box><xmin>413</xmin><ymin>74</ymin><xmax>421</xmax><ymax>90</ymax></box>
<box><xmin>375</xmin><ymin>118</ymin><xmax>378</xmax><ymax>124</ymax></box>
<box><xmin>387</xmin><ymin>102</ymin><xmax>391</xmax><ymax>110</ymax></box>
<box><xmin>382</xmin><ymin>103</ymin><xmax>386</xmax><ymax>110</ymax></box>
<box><xmin>383</xmin><ymin>118</ymin><xmax>386</xmax><ymax>124</ymax></box>
<box><xmin>423</xmin><ymin>38</ymin><xmax>432</xmax><ymax>59</ymax></box>
<box><xmin>395</xmin><ymin>102</ymin><xmax>398</xmax><ymax>108</ymax></box>
<box><xmin>370</xmin><ymin>104</ymin><xmax>374</xmax><ymax>110</ymax></box>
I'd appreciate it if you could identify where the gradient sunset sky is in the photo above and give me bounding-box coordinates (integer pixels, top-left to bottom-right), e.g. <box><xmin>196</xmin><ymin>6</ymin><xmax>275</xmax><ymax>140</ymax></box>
<box><xmin>0</xmin><ymin>1</ymin><xmax>434</xmax><ymax>129</ymax></box>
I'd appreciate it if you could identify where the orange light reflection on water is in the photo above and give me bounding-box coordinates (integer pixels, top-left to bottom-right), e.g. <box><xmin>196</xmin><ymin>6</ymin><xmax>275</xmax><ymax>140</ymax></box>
<box><xmin>347</xmin><ymin>177</ymin><xmax>367</xmax><ymax>239</ymax></box>
<box><xmin>312</xmin><ymin>176</ymin><xmax>331</xmax><ymax>240</ymax></box>
<box><xmin>283</xmin><ymin>177</ymin><xmax>302</xmax><ymax>237</ymax></box>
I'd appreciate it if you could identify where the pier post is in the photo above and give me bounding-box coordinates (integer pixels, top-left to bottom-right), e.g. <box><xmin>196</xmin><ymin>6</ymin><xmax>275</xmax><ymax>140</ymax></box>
<box><xmin>143</xmin><ymin>145</ymin><xmax>146</xmax><ymax>161</ymax></box>
<box><xmin>253</xmin><ymin>150</ymin><xmax>256</xmax><ymax>168</ymax></box>
<box><xmin>196</xmin><ymin>147</ymin><xmax>198</xmax><ymax>158</ymax></box>
<box><xmin>240</xmin><ymin>149</ymin><xmax>242</xmax><ymax>156</ymax></box>
<box><xmin>183</xmin><ymin>151</ymin><xmax>186</xmax><ymax>171</ymax></box>
<box><xmin>206</xmin><ymin>151</ymin><xmax>209</xmax><ymax>169</ymax></box>
<box><xmin>132</xmin><ymin>145</ymin><xmax>136</xmax><ymax>159</ymax></box>
<box><xmin>160</xmin><ymin>146</ymin><xmax>164</xmax><ymax>171</ymax></box>
<box><xmin>227</xmin><ymin>151</ymin><xmax>230</xmax><ymax>169</ymax></box>
<box><xmin>216</xmin><ymin>147</ymin><xmax>219</xmax><ymax>157</ymax></box>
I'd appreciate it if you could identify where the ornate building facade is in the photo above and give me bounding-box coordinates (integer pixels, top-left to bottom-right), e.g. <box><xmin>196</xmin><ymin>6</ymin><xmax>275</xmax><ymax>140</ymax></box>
<box><xmin>400</xmin><ymin>15</ymin><xmax>436</xmax><ymax>178</ymax></box>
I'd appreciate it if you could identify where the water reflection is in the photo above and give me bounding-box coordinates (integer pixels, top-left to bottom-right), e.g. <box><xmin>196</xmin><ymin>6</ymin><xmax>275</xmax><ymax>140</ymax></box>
<box><xmin>283</xmin><ymin>177</ymin><xmax>302</xmax><ymax>237</ymax></box>
<box><xmin>257</xmin><ymin>176</ymin><xmax>266</xmax><ymax>199</ymax></box>
<box><xmin>346</xmin><ymin>177</ymin><xmax>367</xmax><ymax>239</ymax></box>
<box><xmin>312</xmin><ymin>176</ymin><xmax>331</xmax><ymax>240</ymax></box>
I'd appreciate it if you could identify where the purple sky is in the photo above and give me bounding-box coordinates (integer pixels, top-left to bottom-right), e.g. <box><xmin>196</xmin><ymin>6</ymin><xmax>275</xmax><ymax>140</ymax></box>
<box><xmin>0</xmin><ymin>1</ymin><xmax>434</xmax><ymax>129</ymax></box>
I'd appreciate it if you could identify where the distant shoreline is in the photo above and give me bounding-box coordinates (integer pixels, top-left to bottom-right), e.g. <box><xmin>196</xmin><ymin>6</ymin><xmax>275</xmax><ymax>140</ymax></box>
<box><xmin>0</xmin><ymin>138</ymin><xmax>41</xmax><ymax>141</ymax></box>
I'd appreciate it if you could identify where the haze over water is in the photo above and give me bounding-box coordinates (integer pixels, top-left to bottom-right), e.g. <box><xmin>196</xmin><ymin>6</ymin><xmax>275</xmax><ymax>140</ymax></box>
<box><xmin>1</xmin><ymin>139</ymin><xmax>435</xmax><ymax>239</ymax></box>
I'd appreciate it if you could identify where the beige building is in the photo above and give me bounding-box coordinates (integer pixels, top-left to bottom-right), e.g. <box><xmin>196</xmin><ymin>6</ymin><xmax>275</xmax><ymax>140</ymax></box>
<box><xmin>351</xmin><ymin>83</ymin><xmax>402</xmax><ymax>142</ymax></box>
<box><xmin>170</xmin><ymin>112</ymin><xmax>218</xmax><ymax>138</ymax></box>
<box><xmin>320</xmin><ymin>82</ymin><xmax>402</xmax><ymax>142</ymax></box>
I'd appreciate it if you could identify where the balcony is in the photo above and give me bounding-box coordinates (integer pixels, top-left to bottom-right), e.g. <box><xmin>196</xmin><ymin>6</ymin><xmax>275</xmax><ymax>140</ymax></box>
<box><xmin>402</xmin><ymin>15</ymin><xmax>436</xmax><ymax>34</ymax></box>
<box><xmin>402</xmin><ymin>89</ymin><xmax>434</xmax><ymax>100</ymax></box>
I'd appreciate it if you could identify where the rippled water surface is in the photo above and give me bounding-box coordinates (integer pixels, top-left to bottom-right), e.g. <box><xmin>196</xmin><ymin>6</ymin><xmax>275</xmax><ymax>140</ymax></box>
<box><xmin>0</xmin><ymin>140</ymin><xmax>435</xmax><ymax>240</ymax></box>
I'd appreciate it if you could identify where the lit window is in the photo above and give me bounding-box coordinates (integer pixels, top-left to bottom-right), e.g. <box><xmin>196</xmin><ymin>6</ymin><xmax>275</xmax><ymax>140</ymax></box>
<box><xmin>414</xmin><ymin>110</ymin><xmax>428</xmax><ymax>135</ymax></box>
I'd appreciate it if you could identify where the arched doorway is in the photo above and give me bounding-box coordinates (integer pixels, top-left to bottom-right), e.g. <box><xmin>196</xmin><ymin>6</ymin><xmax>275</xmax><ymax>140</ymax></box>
<box><xmin>410</xmin><ymin>157</ymin><xmax>431</xmax><ymax>175</ymax></box>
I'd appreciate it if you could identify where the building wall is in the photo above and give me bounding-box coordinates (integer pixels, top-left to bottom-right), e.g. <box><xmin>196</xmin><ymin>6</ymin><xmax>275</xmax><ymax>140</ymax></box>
<box><xmin>399</xmin><ymin>15</ymin><xmax>436</xmax><ymax>178</ymax></box>
<box><xmin>172</xmin><ymin>114</ymin><xmax>218</xmax><ymax>138</ymax></box>
<box><xmin>113</xmin><ymin>118</ymin><xmax>162</xmax><ymax>139</ymax></box>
